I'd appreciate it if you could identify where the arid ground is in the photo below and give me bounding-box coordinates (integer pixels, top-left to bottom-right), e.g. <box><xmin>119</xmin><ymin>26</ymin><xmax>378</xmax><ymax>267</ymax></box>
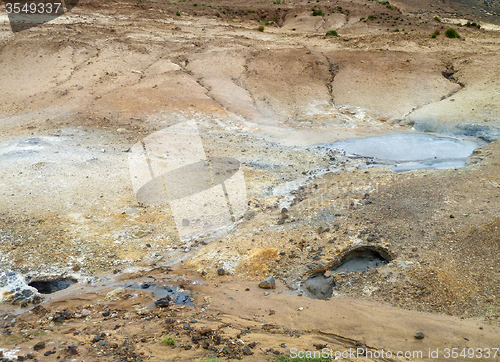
<box><xmin>1</xmin><ymin>0</ymin><xmax>500</xmax><ymax>360</ymax></box>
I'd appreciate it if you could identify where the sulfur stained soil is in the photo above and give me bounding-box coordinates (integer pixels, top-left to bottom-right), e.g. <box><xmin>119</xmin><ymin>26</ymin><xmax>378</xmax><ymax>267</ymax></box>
<box><xmin>1</xmin><ymin>0</ymin><xmax>500</xmax><ymax>360</ymax></box>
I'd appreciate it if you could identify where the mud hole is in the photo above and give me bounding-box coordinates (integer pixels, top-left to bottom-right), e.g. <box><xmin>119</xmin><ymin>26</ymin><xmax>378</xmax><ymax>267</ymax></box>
<box><xmin>28</xmin><ymin>278</ymin><xmax>77</xmax><ymax>294</ymax></box>
<box><xmin>302</xmin><ymin>246</ymin><xmax>392</xmax><ymax>300</ymax></box>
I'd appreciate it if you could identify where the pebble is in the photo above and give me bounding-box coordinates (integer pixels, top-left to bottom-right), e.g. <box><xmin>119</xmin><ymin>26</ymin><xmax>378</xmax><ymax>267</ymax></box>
<box><xmin>264</xmin><ymin>292</ymin><xmax>270</xmax><ymax>296</ymax></box>
<box><xmin>33</xmin><ymin>341</ymin><xmax>46</xmax><ymax>350</ymax></box>
<box><xmin>242</xmin><ymin>345</ymin><xmax>253</xmax><ymax>355</ymax></box>
<box><xmin>43</xmin><ymin>349</ymin><xmax>55</xmax><ymax>356</ymax></box>
<box><xmin>217</xmin><ymin>268</ymin><xmax>226</xmax><ymax>276</ymax></box>
<box><xmin>414</xmin><ymin>332</ymin><xmax>425</xmax><ymax>340</ymax></box>
<box><xmin>155</xmin><ymin>297</ymin><xmax>171</xmax><ymax>308</ymax></box>
<box><xmin>259</xmin><ymin>276</ymin><xmax>275</xmax><ymax>289</ymax></box>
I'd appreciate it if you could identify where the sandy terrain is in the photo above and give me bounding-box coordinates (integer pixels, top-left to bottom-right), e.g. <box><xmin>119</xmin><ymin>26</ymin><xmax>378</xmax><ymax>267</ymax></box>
<box><xmin>1</xmin><ymin>0</ymin><xmax>500</xmax><ymax>360</ymax></box>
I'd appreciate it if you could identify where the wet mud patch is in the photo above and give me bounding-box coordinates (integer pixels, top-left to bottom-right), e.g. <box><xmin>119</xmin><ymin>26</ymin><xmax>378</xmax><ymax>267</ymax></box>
<box><xmin>28</xmin><ymin>278</ymin><xmax>77</xmax><ymax>294</ymax></box>
<box><xmin>123</xmin><ymin>282</ymin><xmax>194</xmax><ymax>306</ymax></box>
<box><xmin>302</xmin><ymin>245</ymin><xmax>392</xmax><ymax>300</ymax></box>
<box><xmin>326</xmin><ymin>133</ymin><xmax>483</xmax><ymax>171</ymax></box>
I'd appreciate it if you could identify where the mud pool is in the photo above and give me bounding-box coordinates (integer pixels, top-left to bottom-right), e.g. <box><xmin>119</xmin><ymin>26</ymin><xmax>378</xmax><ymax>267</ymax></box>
<box><xmin>327</xmin><ymin>133</ymin><xmax>483</xmax><ymax>171</ymax></box>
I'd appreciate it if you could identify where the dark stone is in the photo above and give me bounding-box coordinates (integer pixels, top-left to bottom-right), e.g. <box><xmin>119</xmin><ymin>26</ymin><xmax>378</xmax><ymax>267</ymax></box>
<box><xmin>43</xmin><ymin>349</ymin><xmax>55</xmax><ymax>357</ymax></box>
<box><xmin>414</xmin><ymin>332</ymin><xmax>425</xmax><ymax>340</ymax></box>
<box><xmin>242</xmin><ymin>346</ymin><xmax>253</xmax><ymax>355</ymax></box>
<box><xmin>92</xmin><ymin>335</ymin><xmax>101</xmax><ymax>343</ymax></box>
<box><xmin>98</xmin><ymin>340</ymin><xmax>107</xmax><ymax>347</ymax></box>
<box><xmin>217</xmin><ymin>268</ymin><xmax>225</xmax><ymax>276</ymax></box>
<box><xmin>258</xmin><ymin>276</ymin><xmax>275</xmax><ymax>289</ymax></box>
<box><xmin>33</xmin><ymin>342</ymin><xmax>46</xmax><ymax>351</ymax></box>
<box><xmin>183</xmin><ymin>323</ymin><xmax>191</xmax><ymax>330</ymax></box>
<box><xmin>154</xmin><ymin>297</ymin><xmax>171</xmax><ymax>308</ymax></box>
<box><xmin>102</xmin><ymin>311</ymin><xmax>111</xmax><ymax>317</ymax></box>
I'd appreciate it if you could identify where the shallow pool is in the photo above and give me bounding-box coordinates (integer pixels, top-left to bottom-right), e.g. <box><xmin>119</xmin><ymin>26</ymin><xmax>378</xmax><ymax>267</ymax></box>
<box><xmin>327</xmin><ymin>133</ymin><xmax>483</xmax><ymax>171</ymax></box>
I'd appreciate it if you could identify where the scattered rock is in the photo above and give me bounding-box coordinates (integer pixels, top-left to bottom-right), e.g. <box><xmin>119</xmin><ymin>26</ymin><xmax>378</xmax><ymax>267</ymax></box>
<box><xmin>217</xmin><ymin>268</ymin><xmax>226</xmax><ymax>276</ymax></box>
<box><xmin>44</xmin><ymin>349</ymin><xmax>55</xmax><ymax>356</ymax></box>
<box><xmin>105</xmin><ymin>287</ymin><xmax>125</xmax><ymax>300</ymax></box>
<box><xmin>155</xmin><ymin>296</ymin><xmax>171</xmax><ymax>308</ymax></box>
<box><xmin>414</xmin><ymin>332</ymin><xmax>425</xmax><ymax>340</ymax></box>
<box><xmin>259</xmin><ymin>276</ymin><xmax>275</xmax><ymax>289</ymax></box>
<box><xmin>33</xmin><ymin>341</ymin><xmax>46</xmax><ymax>351</ymax></box>
<box><xmin>242</xmin><ymin>345</ymin><xmax>253</xmax><ymax>355</ymax></box>
<box><xmin>323</xmin><ymin>270</ymin><xmax>332</xmax><ymax>278</ymax></box>
<box><xmin>314</xmin><ymin>343</ymin><xmax>327</xmax><ymax>350</ymax></box>
<box><xmin>317</xmin><ymin>226</ymin><xmax>330</xmax><ymax>234</ymax></box>
<box><xmin>200</xmin><ymin>327</ymin><xmax>212</xmax><ymax>335</ymax></box>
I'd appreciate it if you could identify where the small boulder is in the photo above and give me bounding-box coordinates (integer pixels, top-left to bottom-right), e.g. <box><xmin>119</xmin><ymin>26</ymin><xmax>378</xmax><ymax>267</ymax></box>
<box><xmin>259</xmin><ymin>276</ymin><xmax>275</xmax><ymax>289</ymax></box>
<box><xmin>33</xmin><ymin>341</ymin><xmax>46</xmax><ymax>351</ymax></box>
<box><xmin>414</xmin><ymin>332</ymin><xmax>425</xmax><ymax>340</ymax></box>
<box><xmin>155</xmin><ymin>297</ymin><xmax>171</xmax><ymax>308</ymax></box>
<box><xmin>242</xmin><ymin>345</ymin><xmax>253</xmax><ymax>355</ymax></box>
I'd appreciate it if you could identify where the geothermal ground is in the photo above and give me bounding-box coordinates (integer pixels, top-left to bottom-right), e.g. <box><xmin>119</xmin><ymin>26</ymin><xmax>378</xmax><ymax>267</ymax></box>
<box><xmin>0</xmin><ymin>0</ymin><xmax>500</xmax><ymax>360</ymax></box>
